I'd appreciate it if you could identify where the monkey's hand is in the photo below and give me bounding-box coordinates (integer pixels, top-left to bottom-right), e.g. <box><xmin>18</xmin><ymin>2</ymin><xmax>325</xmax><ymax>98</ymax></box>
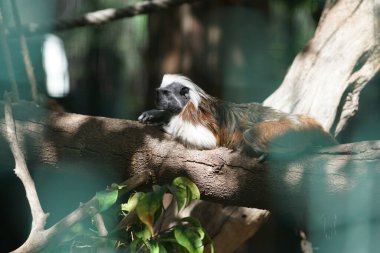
<box><xmin>138</xmin><ymin>109</ymin><xmax>172</xmax><ymax>124</ymax></box>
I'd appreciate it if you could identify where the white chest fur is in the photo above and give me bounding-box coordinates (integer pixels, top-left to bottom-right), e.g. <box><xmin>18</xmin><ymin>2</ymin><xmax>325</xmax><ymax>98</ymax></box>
<box><xmin>163</xmin><ymin>115</ymin><xmax>217</xmax><ymax>150</ymax></box>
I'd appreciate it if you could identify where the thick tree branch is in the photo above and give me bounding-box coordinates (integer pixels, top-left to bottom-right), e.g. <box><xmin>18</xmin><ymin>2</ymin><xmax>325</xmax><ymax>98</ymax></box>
<box><xmin>1</xmin><ymin>103</ymin><xmax>379</xmax><ymax>216</ymax></box>
<box><xmin>1</xmin><ymin>1</ymin><xmax>379</xmax><ymax>251</ymax></box>
<box><xmin>264</xmin><ymin>0</ymin><xmax>380</xmax><ymax>135</ymax></box>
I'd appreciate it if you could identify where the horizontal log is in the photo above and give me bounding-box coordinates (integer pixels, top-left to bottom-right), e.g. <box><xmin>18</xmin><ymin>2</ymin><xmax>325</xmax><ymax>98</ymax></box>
<box><xmin>1</xmin><ymin>102</ymin><xmax>379</xmax><ymax>226</ymax></box>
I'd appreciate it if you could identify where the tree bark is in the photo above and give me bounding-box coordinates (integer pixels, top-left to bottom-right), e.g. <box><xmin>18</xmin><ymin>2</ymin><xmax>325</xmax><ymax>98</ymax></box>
<box><xmin>1</xmin><ymin>0</ymin><xmax>379</xmax><ymax>252</ymax></box>
<box><xmin>264</xmin><ymin>0</ymin><xmax>380</xmax><ymax>136</ymax></box>
<box><xmin>1</xmin><ymin>102</ymin><xmax>380</xmax><ymax>216</ymax></box>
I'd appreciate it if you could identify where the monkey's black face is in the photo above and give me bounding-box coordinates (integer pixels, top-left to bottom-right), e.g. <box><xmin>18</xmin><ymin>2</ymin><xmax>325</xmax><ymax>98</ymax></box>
<box><xmin>155</xmin><ymin>82</ymin><xmax>190</xmax><ymax>114</ymax></box>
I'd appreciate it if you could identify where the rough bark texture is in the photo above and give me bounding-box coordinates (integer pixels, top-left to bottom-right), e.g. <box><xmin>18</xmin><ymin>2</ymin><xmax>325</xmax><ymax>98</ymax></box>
<box><xmin>264</xmin><ymin>0</ymin><xmax>380</xmax><ymax>135</ymax></box>
<box><xmin>2</xmin><ymin>0</ymin><xmax>379</xmax><ymax>252</ymax></box>
<box><xmin>1</xmin><ymin>103</ymin><xmax>380</xmax><ymax>216</ymax></box>
<box><xmin>183</xmin><ymin>202</ymin><xmax>271</xmax><ymax>253</ymax></box>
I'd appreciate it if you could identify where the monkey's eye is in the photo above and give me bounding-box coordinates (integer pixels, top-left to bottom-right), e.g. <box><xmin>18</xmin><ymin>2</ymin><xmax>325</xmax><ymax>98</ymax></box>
<box><xmin>156</xmin><ymin>88</ymin><xmax>169</xmax><ymax>96</ymax></box>
<box><xmin>180</xmin><ymin>87</ymin><xmax>190</xmax><ymax>98</ymax></box>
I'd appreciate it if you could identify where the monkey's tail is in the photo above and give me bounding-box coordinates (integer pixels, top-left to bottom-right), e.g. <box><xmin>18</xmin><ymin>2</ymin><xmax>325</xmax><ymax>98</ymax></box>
<box><xmin>243</xmin><ymin>115</ymin><xmax>338</xmax><ymax>156</ymax></box>
<box><xmin>299</xmin><ymin>115</ymin><xmax>338</xmax><ymax>148</ymax></box>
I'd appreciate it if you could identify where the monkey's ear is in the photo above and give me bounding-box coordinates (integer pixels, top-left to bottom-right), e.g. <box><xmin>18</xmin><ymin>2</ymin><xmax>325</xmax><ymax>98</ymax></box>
<box><xmin>180</xmin><ymin>87</ymin><xmax>190</xmax><ymax>99</ymax></box>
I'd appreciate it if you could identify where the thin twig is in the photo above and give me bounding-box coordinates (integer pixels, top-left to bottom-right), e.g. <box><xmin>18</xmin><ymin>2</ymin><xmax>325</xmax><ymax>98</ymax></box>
<box><xmin>4</xmin><ymin>103</ymin><xmax>150</xmax><ymax>253</ymax></box>
<box><xmin>92</xmin><ymin>211</ymin><xmax>109</xmax><ymax>237</ymax></box>
<box><xmin>112</xmin><ymin>210</ymin><xmax>138</xmax><ymax>234</ymax></box>
<box><xmin>300</xmin><ymin>230</ymin><xmax>313</xmax><ymax>253</ymax></box>
<box><xmin>0</xmin><ymin>9</ymin><xmax>19</xmax><ymax>101</ymax></box>
<box><xmin>91</xmin><ymin>210</ymin><xmax>108</xmax><ymax>253</ymax></box>
<box><xmin>47</xmin><ymin>171</ymin><xmax>149</xmax><ymax>234</ymax></box>
<box><xmin>20</xmin><ymin>35</ymin><xmax>39</xmax><ymax>101</ymax></box>
<box><xmin>6</xmin><ymin>0</ymin><xmax>201</xmax><ymax>36</ymax></box>
<box><xmin>10</xmin><ymin>0</ymin><xmax>39</xmax><ymax>101</ymax></box>
<box><xmin>10</xmin><ymin>170</ymin><xmax>149</xmax><ymax>253</ymax></box>
<box><xmin>4</xmin><ymin>92</ymin><xmax>48</xmax><ymax>230</ymax></box>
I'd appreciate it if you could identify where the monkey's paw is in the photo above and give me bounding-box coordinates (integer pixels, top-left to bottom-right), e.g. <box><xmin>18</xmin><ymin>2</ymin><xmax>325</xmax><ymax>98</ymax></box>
<box><xmin>138</xmin><ymin>110</ymin><xmax>160</xmax><ymax>124</ymax></box>
<box><xmin>138</xmin><ymin>112</ymin><xmax>153</xmax><ymax>123</ymax></box>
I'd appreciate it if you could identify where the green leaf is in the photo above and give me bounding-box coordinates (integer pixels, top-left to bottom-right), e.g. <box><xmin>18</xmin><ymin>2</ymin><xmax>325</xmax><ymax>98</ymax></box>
<box><xmin>185</xmin><ymin>186</ymin><xmax>193</xmax><ymax>207</ymax></box>
<box><xmin>161</xmin><ymin>243</ymin><xmax>188</xmax><ymax>253</ymax></box>
<box><xmin>208</xmin><ymin>240</ymin><xmax>215</xmax><ymax>253</ymax></box>
<box><xmin>147</xmin><ymin>240</ymin><xmax>160</xmax><ymax>253</ymax></box>
<box><xmin>174</xmin><ymin>226</ymin><xmax>204</xmax><ymax>253</ymax></box>
<box><xmin>181</xmin><ymin>217</ymin><xmax>214</xmax><ymax>253</ymax></box>
<box><xmin>202</xmin><ymin>230</ymin><xmax>214</xmax><ymax>253</ymax></box>
<box><xmin>180</xmin><ymin>217</ymin><xmax>202</xmax><ymax>227</ymax></box>
<box><xmin>130</xmin><ymin>238</ymin><xmax>142</xmax><ymax>253</ymax></box>
<box><xmin>172</xmin><ymin>177</ymin><xmax>200</xmax><ymax>201</ymax></box>
<box><xmin>134</xmin><ymin>225</ymin><xmax>151</xmax><ymax>241</ymax></box>
<box><xmin>136</xmin><ymin>192</ymin><xmax>162</xmax><ymax>235</ymax></box>
<box><xmin>158</xmin><ymin>243</ymin><xmax>168</xmax><ymax>253</ymax></box>
<box><xmin>180</xmin><ymin>217</ymin><xmax>205</xmax><ymax>240</ymax></box>
<box><xmin>111</xmin><ymin>183</ymin><xmax>127</xmax><ymax>190</ymax></box>
<box><xmin>96</xmin><ymin>189</ymin><xmax>118</xmax><ymax>212</ymax></box>
<box><xmin>121</xmin><ymin>192</ymin><xmax>142</xmax><ymax>212</ymax></box>
<box><xmin>69</xmin><ymin>222</ymin><xmax>86</xmax><ymax>235</ymax></box>
<box><xmin>152</xmin><ymin>185</ymin><xmax>167</xmax><ymax>201</ymax></box>
<box><xmin>168</xmin><ymin>185</ymin><xmax>187</xmax><ymax>211</ymax></box>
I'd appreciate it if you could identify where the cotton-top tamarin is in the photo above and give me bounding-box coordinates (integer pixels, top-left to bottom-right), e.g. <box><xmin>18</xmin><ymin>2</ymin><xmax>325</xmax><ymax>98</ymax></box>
<box><xmin>138</xmin><ymin>74</ymin><xmax>337</xmax><ymax>157</ymax></box>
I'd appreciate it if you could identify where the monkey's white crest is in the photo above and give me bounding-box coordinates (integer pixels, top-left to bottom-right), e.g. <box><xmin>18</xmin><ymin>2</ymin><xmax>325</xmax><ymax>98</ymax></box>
<box><xmin>160</xmin><ymin>74</ymin><xmax>209</xmax><ymax>109</ymax></box>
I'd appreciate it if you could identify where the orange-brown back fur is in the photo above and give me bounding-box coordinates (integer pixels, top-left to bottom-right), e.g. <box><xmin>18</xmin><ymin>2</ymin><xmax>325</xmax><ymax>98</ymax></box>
<box><xmin>179</xmin><ymin>96</ymin><xmax>336</xmax><ymax>155</ymax></box>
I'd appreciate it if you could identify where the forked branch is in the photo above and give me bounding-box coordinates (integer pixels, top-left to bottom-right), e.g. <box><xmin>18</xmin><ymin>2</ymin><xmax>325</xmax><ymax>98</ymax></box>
<box><xmin>4</xmin><ymin>95</ymin><xmax>149</xmax><ymax>253</ymax></box>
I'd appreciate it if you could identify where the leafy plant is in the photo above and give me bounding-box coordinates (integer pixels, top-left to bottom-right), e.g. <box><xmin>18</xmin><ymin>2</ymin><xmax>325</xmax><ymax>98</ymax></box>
<box><xmin>117</xmin><ymin>177</ymin><xmax>213</xmax><ymax>253</ymax></box>
<box><xmin>51</xmin><ymin>177</ymin><xmax>213</xmax><ymax>253</ymax></box>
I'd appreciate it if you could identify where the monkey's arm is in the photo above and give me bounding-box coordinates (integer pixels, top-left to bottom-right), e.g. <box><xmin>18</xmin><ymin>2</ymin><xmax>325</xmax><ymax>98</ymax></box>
<box><xmin>138</xmin><ymin>109</ymin><xmax>172</xmax><ymax>124</ymax></box>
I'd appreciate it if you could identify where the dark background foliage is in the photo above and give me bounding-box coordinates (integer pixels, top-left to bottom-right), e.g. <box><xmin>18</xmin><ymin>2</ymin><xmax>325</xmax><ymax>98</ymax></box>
<box><xmin>1</xmin><ymin>0</ymin><xmax>380</xmax><ymax>252</ymax></box>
